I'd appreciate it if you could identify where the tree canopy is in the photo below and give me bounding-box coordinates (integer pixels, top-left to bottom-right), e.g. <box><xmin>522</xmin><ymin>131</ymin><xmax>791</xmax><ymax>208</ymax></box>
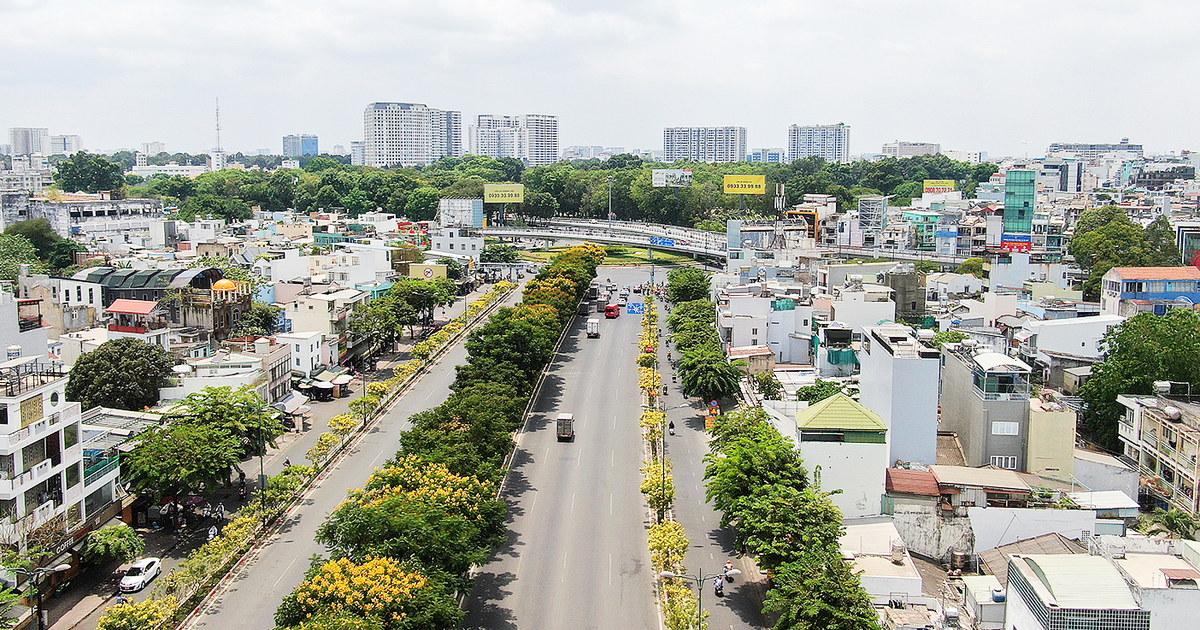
<box><xmin>1068</xmin><ymin>206</ymin><xmax>1182</xmax><ymax>300</ymax></box>
<box><xmin>54</xmin><ymin>152</ymin><xmax>125</xmax><ymax>193</ymax></box>
<box><xmin>124</xmin><ymin>423</ymin><xmax>242</xmax><ymax>499</ymax></box>
<box><xmin>666</xmin><ymin>267</ymin><xmax>711</xmax><ymax>303</ymax></box>
<box><xmin>65</xmin><ymin>338</ymin><xmax>173</xmax><ymax>411</ymax></box>
<box><xmin>1079</xmin><ymin>310</ymin><xmax>1200</xmax><ymax>450</ymax></box>
<box><xmin>83</xmin><ymin>523</ymin><xmax>146</xmax><ymax>564</ymax></box>
<box><xmin>167</xmin><ymin>385</ymin><xmax>284</xmax><ymax>457</ymax></box>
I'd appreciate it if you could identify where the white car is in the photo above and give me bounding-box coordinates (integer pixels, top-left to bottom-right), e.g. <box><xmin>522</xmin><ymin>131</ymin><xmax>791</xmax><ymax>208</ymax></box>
<box><xmin>120</xmin><ymin>557</ymin><xmax>161</xmax><ymax>592</ymax></box>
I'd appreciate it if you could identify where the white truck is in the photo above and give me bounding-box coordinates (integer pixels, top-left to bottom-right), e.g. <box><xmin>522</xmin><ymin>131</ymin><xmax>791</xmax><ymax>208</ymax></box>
<box><xmin>586</xmin><ymin>318</ymin><xmax>600</xmax><ymax>338</ymax></box>
<box><xmin>556</xmin><ymin>413</ymin><xmax>575</xmax><ymax>441</ymax></box>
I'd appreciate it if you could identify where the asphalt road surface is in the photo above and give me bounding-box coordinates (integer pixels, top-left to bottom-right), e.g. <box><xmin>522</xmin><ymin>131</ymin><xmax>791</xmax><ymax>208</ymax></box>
<box><xmin>463</xmin><ymin>267</ymin><xmax>659</xmax><ymax>630</ymax></box>
<box><xmin>185</xmin><ymin>286</ymin><xmax>525</xmax><ymax>630</ymax></box>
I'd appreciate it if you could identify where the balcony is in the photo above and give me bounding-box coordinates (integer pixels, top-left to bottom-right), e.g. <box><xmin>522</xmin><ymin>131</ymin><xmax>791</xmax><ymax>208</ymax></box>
<box><xmin>84</xmin><ymin>456</ymin><xmax>119</xmax><ymax>487</ymax></box>
<box><xmin>18</xmin><ymin>316</ymin><xmax>43</xmax><ymax>333</ymax></box>
<box><xmin>107</xmin><ymin>324</ymin><xmax>148</xmax><ymax>334</ymax></box>
<box><xmin>1</xmin><ymin>360</ymin><xmax>67</xmax><ymax>398</ymax></box>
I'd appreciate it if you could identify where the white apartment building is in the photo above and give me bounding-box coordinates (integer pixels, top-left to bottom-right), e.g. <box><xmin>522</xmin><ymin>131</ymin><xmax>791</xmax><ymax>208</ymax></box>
<box><xmin>858</xmin><ymin>325</ymin><xmax>940</xmax><ymax>466</ymax></box>
<box><xmin>363</xmin><ymin>102</ymin><xmax>462</xmax><ymax>168</ymax></box>
<box><xmin>280</xmin><ymin>289</ymin><xmax>368</xmax><ymax>366</ymax></box>
<box><xmin>8</xmin><ymin>128</ymin><xmax>49</xmax><ymax>156</ymax></box>
<box><xmin>49</xmin><ymin>135</ymin><xmax>81</xmax><ymax>155</ymax></box>
<box><xmin>468</xmin><ymin>114</ymin><xmax>559</xmax><ymax>167</ymax></box>
<box><xmin>662</xmin><ymin>127</ymin><xmax>747</xmax><ymax>163</ymax></box>
<box><xmin>141</xmin><ymin>142</ymin><xmax>166</xmax><ymax>156</ymax></box>
<box><xmin>1116</xmin><ymin>394</ymin><xmax>1200</xmax><ymax>515</ymax></box>
<box><xmin>787</xmin><ymin>123</ymin><xmax>850</xmax><ymax>163</ymax></box>
<box><xmin>276</xmin><ymin>331</ymin><xmax>328</xmax><ymax>377</ymax></box>
<box><xmin>881</xmin><ymin>141</ymin><xmax>940</xmax><ymax>158</ymax></box>
<box><xmin>159</xmin><ymin>340</ymin><xmax>291</xmax><ymax>405</ymax></box>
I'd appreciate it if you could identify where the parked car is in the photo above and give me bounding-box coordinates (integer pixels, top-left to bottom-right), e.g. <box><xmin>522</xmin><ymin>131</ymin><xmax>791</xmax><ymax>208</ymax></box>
<box><xmin>120</xmin><ymin>557</ymin><xmax>162</xmax><ymax>592</ymax></box>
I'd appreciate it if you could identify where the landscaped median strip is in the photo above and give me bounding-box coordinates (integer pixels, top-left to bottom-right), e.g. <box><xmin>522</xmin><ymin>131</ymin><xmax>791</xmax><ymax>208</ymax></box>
<box><xmin>635</xmin><ymin>297</ymin><xmax>707</xmax><ymax>630</ymax></box>
<box><xmin>95</xmin><ymin>281</ymin><xmax>519</xmax><ymax>630</ymax></box>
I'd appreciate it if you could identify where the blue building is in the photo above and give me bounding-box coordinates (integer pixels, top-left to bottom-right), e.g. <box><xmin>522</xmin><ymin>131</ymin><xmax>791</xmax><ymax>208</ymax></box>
<box><xmin>283</xmin><ymin>134</ymin><xmax>318</xmax><ymax>157</ymax></box>
<box><xmin>1101</xmin><ymin>266</ymin><xmax>1200</xmax><ymax>317</ymax></box>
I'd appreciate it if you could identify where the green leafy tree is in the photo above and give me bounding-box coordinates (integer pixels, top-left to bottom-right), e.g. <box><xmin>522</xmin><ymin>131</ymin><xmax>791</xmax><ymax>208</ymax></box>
<box><xmin>65</xmin><ymin>338</ymin><xmax>173</xmax><ymax>411</ymax></box>
<box><xmin>753</xmin><ymin>372</ymin><xmax>784</xmax><ymax>400</ymax></box>
<box><xmin>169</xmin><ymin>385</ymin><xmax>284</xmax><ymax>457</ymax></box>
<box><xmin>54</xmin><ymin>152</ymin><xmax>125</xmax><ymax>193</ymax></box>
<box><xmin>1069</xmin><ymin>207</ymin><xmax>1182</xmax><ymax>300</ymax></box>
<box><xmin>914</xmin><ymin>260</ymin><xmax>941</xmax><ymax>274</ymax></box>
<box><xmin>124</xmin><ymin>423</ymin><xmax>242</xmax><ymax>499</ymax></box>
<box><xmin>955</xmin><ymin>257</ymin><xmax>986</xmax><ymax>277</ymax></box>
<box><xmin>795</xmin><ymin>379</ymin><xmax>844</xmax><ymax>403</ymax></box>
<box><xmin>679</xmin><ymin>353</ymin><xmax>743</xmax><ymax>402</ymax></box>
<box><xmin>1080</xmin><ymin>310</ymin><xmax>1200</xmax><ymax>449</ymax></box>
<box><xmin>390</xmin><ymin>279</ymin><xmax>455</xmax><ymax>328</ymax></box>
<box><xmin>435</xmin><ymin>257</ymin><xmax>464</xmax><ymax>281</ymax></box>
<box><xmin>175</xmin><ymin>193</ymin><xmax>252</xmax><ymax>223</ymax></box>
<box><xmin>3</xmin><ymin>219</ymin><xmax>60</xmax><ymax>259</ymax></box>
<box><xmin>1135</xmin><ymin>508</ymin><xmax>1200</xmax><ymax>540</ymax></box>
<box><xmin>929</xmin><ymin>329</ymin><xmax>969</xmax><ymax>348</ymax></box>
<box><xmin>738</xmin><ymin>485</ymin><xmax>843</xmax><ymax>571</ymax></box>
<box><xmin>83</xmin><ymin>523</ymin><xmax>146</xmax><ymax>564</ymax></box>
<box><xmin>232</xmin><ymin>302</ymin><xmax>281</xmax><ymax>337</ymax></box>
<box><xmin>667</xmin><ymin>267</ymin><xmax>711</xmax><ymax>303</ymax></box>
<box><xmin>403</xmin><ymin>186</ymin><xmax>440</xmax><ymax>221</ymax></box>
<box><xmin>763</xmin><ymin>547</ymin><xmax>882</xmax><ymax>630</ymax></box>
<box><xmin>0</xmin><ymin>234</ymin><xmax>45</xmax><ymax>282</ymax></box>
<box><xmin>479</xmin><ymin>244</ymin><xmax>519</xmax><ymax>264</ymax></box>
<box><xmin>47</xmin><ymin>239</ymin><xmax>86</xmax><ymax>270</ymax></box>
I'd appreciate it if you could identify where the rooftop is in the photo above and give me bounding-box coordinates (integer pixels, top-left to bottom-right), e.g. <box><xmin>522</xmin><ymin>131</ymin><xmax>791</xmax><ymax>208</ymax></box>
<box><xmin>796</xmin><ymin>394</ymin><xmax>886</xmax><ymax>431</ymax></box>
<box><xmin>1115</xmin><ymin>551</ymin><xmax>1200</xmax><ymax>589</ymax></box>
<box><xmin>886</xmin><ymin>468</ymin><xmax>940</xmax><ymax>496</ymax></box>
<box><xmin>1109</xmin><ymin>266</ymin><xmax>1200</xmax><ymax>281</ymax></box>
<box><xmin>1010</xmin><ymin>554</ymin><xmax>1140</xmax><ymax>609</ymax></box>
<box><xmin>978</xmin><ymin>533</ymin><xmax>1085</xmax><ymax>587</ymax></box>
<box><xmin>106</xmin><ymin>299</ymin><xmax>160</xmax><ymax>316</ymax></box>
<box><xmin>1067</xmin><ymin>490</ymin><xmax>1138</xmax><ymax>511</ymax></box>
<box><xmin>930</xmin><ymin>465</ymin><xmax>1031</xmax><ymax>493</ymax></box>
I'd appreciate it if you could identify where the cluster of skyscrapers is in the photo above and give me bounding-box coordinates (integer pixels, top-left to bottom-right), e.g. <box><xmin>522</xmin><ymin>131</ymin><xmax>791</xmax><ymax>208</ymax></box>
<box><xmin>3</xmin><ymin>127</ymin><xmax>81</xmax><ymax>156</ymax></box>
<box><xmin>661</xmin><ymin>123</ymin><xmax>852</xmax><ymax>164</ymax></box>
<box><xmin>357</xmin><ymin>103</ymin><xmax>559</xmax><ymax>169</ymax></box>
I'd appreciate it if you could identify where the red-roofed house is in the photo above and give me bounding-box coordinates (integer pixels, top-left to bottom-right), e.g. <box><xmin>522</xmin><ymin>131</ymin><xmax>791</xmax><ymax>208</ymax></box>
<box><xmin>1101</xmin><ymin>267</ymin><xmax>1200</xmax><ymax>316</ymax></box>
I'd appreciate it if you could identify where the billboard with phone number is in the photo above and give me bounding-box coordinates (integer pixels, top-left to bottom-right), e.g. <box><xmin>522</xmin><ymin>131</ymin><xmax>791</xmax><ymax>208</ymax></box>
<box><xmin>723</xmin><ymin>175</ymin><xmax>766</xmax><ymax>195</ymax></box>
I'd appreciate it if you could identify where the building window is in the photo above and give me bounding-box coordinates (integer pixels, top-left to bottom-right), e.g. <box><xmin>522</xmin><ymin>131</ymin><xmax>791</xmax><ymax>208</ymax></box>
<box><xmin>991</xmin><ymin>421</ymin><xmax>1020</xmax><ymax>436</ymax></box>
<box><xmin>990</xmin><ymin>455</ymin><xmax>1017</xmax><ymax>469</ymax></box>
<box><xmin>88</xmin><ymin>288</ymin><xmax>94</xmax><ymax>303</ymax></box>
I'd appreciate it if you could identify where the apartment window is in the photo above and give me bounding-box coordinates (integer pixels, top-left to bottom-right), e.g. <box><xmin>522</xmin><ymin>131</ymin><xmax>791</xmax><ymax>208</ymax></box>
<box><xmin>992</xmin><ymin>422</ymin><xmax>1020</xmax><ymax>436</ymax></box>
<box><xmin>449</xmin><ymin>243</ymin><xmax>454</xmax><ymax>249</ymax></box>
<box><xmin>751</xmin><ymin>328</ymin><xmax>758</xmax><ymax>335</ymax></box>
<box><xmin>88</xmin><ymin>288</ymin><xmax>93</xmax><ymax>303</ymax></box>
<box><xmin>76</xmin><ymin>287</ymin><xmax>82</xmax><ymax>301</ymax></box>
<box><xmin>990</xmin><ymin>455</ymin><xmax>1017</xmax><ymax>469</ymax></box>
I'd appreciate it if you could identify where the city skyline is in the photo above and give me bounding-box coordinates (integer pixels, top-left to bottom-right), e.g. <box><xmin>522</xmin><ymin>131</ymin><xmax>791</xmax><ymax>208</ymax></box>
<box><xmin>3</xmin><ymin>1</ymin><xmax>1199</xmax><ymax>159</ymax></box>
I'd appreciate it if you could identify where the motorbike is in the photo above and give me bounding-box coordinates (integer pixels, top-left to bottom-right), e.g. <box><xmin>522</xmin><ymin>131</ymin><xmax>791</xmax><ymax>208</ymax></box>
<box><xmin>713</xmin><ymin>576</ymin><xmax>724</xmax><ymax>597</ymax></box>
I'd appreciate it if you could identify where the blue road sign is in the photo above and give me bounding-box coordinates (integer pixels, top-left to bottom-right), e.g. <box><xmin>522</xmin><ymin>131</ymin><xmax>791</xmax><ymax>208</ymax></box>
<box><xmin>627</xmin><ymin>303</ymin><xmax>645</xmax><ymax>315</ymax></box>
<box><xmin>649</xmin><ymin>237</ymin><xmax>676</xmax><ymax>247</ymax></box>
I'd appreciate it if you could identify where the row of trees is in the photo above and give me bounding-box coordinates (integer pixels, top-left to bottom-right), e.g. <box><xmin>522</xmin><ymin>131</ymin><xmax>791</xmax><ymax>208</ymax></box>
<box><xmin>1067</xmin><ymin>205</ymin><xmax>1181</xmax><ymax>300</ymax></box>
<box><xmin>665</xmin><ymin>269</ymin><xmax>744</xmax><ymax>402</ymax></box>
<box><xmin>69</xmin><ymin>145</ymin><xmax>996</xmax><ymax>229</ymax></box>
<box><xmin>348</xmin><ymin>278</ymin><xmax>458</xmax><ymax>349</ymax></box>
<box><xmin>274</xmin><ymin>243</ymin><xmax>605</xmax><ymax>629</ymax></box>
<box><xmin>704</xmin><ymin>408</ymin><xmax>880</xmax><ymax>630</ymax></box>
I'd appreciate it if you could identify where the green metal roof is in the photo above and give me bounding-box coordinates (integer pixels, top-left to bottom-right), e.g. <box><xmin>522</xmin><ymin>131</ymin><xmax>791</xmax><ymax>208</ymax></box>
<box><xmin>796</xmin><ymin>394</ymin><xmax>886</xmax><ymax>431</ymax></box>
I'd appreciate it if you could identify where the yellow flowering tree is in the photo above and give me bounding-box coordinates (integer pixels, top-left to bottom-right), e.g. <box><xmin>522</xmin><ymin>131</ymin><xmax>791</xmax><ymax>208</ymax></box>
<box><xmin>306</xmin><ymin>432</ymin><xmax>340</xmax><ymax>466</ymax></box>
<box><xmin>641</xmin><ymin>459</ymin><xmax>675</xmax><ymax>520</ymax></box>
<box><xmin>638</xmin><ymin>367</ymin><xmax>662</xmax><ymax>393</ymax></box>
<box><xmin>96</xmin><ymin>596</ymin><xmax>177</xmax><ymax>630</ymax></box>
<box><xmin>647</xmin><ymin>520</ymin><xmax>689</xmax><ymax>573</ymax></box>
<box><xmin>328</xmin><ymin>413</ymin><xmax>357</xmax><ymax>436</ymax></box>
<box><xmin>315</xmin><ymin>456</ymin><xmax>505</xmax><ymax>576</ymax></box>
<box><xmin>663</xmin><ymin>580</ymin><xmax>707</xmax><ymax>630</ymax></box>
<box><xmin>274</xmin><ymin>557</ymin><xmax>462</xmax><ymax>630</ymax></box>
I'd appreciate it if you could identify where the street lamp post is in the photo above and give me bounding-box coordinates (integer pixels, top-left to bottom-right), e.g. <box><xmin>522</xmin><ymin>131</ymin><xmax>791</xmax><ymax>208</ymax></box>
<box><xmin>607</xmin><ymin>175</ymin><xmax>614</xmax><ymax>230</ymax></box>
<box><xmin>660</xmin><ymin>567</ymin><xmax>741</xmax><ymax>630</ymax></box>
<box><xmin>4</xmin><ymin>564</ymin><xmax>72</xmax><ymax>630</ymax></box>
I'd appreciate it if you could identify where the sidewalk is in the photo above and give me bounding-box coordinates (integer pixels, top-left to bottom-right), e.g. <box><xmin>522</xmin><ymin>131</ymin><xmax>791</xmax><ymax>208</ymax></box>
<box><xmin>44</xmin><ymin>282</ymin><xmax>504</xmax><ymax>630</ymax></box>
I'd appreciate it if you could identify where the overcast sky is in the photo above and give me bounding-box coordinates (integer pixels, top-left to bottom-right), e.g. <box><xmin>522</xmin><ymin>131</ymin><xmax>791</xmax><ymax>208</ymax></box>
<box><xmin>3</xmin><ymin>0</ymin><xmax>1198</xmax><ymax>160</ymax></box>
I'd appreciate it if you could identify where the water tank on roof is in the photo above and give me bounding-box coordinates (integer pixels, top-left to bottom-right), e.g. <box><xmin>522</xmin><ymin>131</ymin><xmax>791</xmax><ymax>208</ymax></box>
<box><xmin>1164</xmin><ymin>406</ymin><xmax>1183</xmax><ymax>422</ymax></box>
<box><xmin>991</xmin><ymin>588</ymin><xmax>1007</xmax><ymax>603</ymax></box>
<box><xmin>1153</xmin><ymin>381</ymin><xmax>1172</xmax><ymax>394</ymax></box>
<box><xmin>6</xmin><ymin>345</ymin><xmax>20</xmax><ymax>361</ymax></box>
<box><xmin>961</xmin><ymin>339</ymin><xmax>977</xmax><ymax>349</ymax></box>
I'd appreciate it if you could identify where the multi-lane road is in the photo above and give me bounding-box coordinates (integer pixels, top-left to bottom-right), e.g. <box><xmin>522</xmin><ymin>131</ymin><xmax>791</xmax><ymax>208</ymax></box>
<box><xmin>463</xmin><ymin>267</ymin><xmax>658</xmax><ymax>629</ymax></box>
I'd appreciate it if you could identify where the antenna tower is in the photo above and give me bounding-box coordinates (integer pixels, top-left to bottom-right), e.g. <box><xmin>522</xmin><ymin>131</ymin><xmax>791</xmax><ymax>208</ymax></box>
<box><xmin>215</xmin><ymin>98</ymin><xmax>222</xmax><ymax>152</ymax></box>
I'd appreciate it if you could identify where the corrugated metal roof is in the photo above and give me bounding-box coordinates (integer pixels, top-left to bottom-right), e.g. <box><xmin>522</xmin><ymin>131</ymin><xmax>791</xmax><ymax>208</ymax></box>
<box><xmin>978</xmin><ymin>533</ymin><xmax>1085</xmax><ymax>586</ymax></box>
<box><xmin>972</xmin><ymin>352</ymin><xmax>1031</xmax><ymax>372</ymax></box>
<box><xmin>107</xmin><ymin>299</ymin><xmax>159</xmax><ymax>316</ymax></box>
<box><xmin>796</xmin><ymin>394</ymin><xmax>886</xmax><ymax>431</ymax></box>
<box><xmin>930</xmin><ymin>465</ymin><xmax>1031</xmax><ymax>492</ymax></box>
<box><xmin>1016</xmin><ymin>554</ymin><xmax>1140</xmax><ymax>609</ymax></box>
<box><xmin>886</xmin><ymin>468</ymin><xmax>940</xmax><ymax>496</ymax></box>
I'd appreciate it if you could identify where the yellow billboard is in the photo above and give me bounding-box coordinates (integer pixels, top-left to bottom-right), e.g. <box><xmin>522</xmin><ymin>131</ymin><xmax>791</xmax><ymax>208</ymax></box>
<box><xmin>923</xmin><ymin>179</ymin><xmax>956</xmax><ymax>194</ymax></box>
<box><xmin>723</xmin><ymin>175</ymin><xmax>767</xmax><ymax>195</ymax></box>
<box><xmin>484</xmin><ymin>184</ymin><xmax>525</xmax><ymax>203</ymax></box>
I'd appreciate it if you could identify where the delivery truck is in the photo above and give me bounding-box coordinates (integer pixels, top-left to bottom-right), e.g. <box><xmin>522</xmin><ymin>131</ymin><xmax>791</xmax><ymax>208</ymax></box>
<box><xmin>586</xmin><ymin>318</ymin><xmax>600</xmax><ymax>338</ymax></box>
<box><xmin>556</xmin><ymin>413</ymin><xmax>574</xmax><ymax>441</ymax></box>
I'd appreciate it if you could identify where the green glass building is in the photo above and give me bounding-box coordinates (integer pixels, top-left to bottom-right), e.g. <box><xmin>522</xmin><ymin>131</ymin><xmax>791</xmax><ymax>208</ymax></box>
<box><xmin>1003</xmin><ymin>169</ymin><xmax>1036</xmax><ymax>233</ymax></box>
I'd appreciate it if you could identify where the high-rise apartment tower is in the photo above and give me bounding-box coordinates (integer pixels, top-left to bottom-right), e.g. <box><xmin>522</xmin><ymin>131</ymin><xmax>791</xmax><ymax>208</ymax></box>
<box><xmin>788</xmin><ymin>123</ymin><xmax>850</xmax><ymax>163</ymax></box>
<box><xmin>363</xmin><ymin>102</ymin><xmax>462</xmax><ymax>168</ymax></box>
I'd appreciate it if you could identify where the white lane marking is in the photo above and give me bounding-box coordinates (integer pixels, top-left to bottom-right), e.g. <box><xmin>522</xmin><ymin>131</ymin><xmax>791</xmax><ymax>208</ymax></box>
<box><xmin>571</xmin><ymin>492</ymin><xmax>576</xmax><ymax>514</ymax></box>
<box><xmin>370</xmin><ymin>449</ymin><xmax>387</xmax><ymax>466</ymax></box>
<box><xmin>272</xmin><ymin>556</ymin><xmax>300</xmax><ymax>588</ymax></box>
<box><xmin>701</xmin><ymin>514</ymin><xmax>706</xmax><ymax>522</ymax></box>
<box><xmin>424</xmin><ymin>389</ymin><xmax>436</xmax><ymax>400</ymax></box>
<box><xmin>529</xmin><ymin>491</ymin><xmax>538</xmax><ymax>514</ymax></box>
<box><xmin>562</xmin><ymin>552</ymin><xmax>568</xmax><ymax>582</ymax></box>
<box><xmin>610</xmin><ymin>493</ymin><xmax>613</xmax><ymax>516</ymax></box>
<box><xmin>609</xmin><ymin>554</ymin><xmax>613</xmax><ymax>585</ymax></box>
<box><xmin>611</xmin><ymin>449</ymin><xmax>614</xmax><ymax>466</ymax></box>
<box><xmin>544</xmin><ymin>446</ymin><xmax>549</xmax><ymax>461</ymax></box>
